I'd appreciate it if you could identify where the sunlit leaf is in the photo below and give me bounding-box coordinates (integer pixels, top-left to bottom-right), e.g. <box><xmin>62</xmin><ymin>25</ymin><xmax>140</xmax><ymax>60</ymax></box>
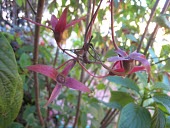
<box><xmin>155</xmin><ymin>15</ymin><xmax>170</xmax><ymax>29</ymax></box>
<box><xmin>126</xmin><ymin>34</ymin><xmax>137</xmax><ymax>42</ymax></box>
<box><xmin>152</xmin><ymin>82</ymin><xmax>170</xmax><ymax>91</ymax></box>
<box><xmin>110</xmin><ymin>91</ymin><xmax>134</xmax><ymax>109</ymax></box>
<box><xmin>107</xmin><ymin>76</ymin><xmax>139</xmax><ymax>94</ymax></box>
<box><xmin>153</xmin><ymin>94</ymin><xmax>170</xmax><ymax>113</ymax></box>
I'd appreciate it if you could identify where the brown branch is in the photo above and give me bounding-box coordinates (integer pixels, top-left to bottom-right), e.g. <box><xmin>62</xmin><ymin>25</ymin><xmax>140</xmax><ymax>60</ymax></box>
<box><xmin>111</xmin><ymin>0</ymin><xmax>118</xmax><ymax>50</ymax></box>
<box><xmin>33</xmin><ymin>0</ymin><xmax>45</xmax><ymax>126</ymax></box>
<box><xmin>73</xmin><ymin>67</ymin><xmax>84</xmax><ymax>128</ymax></box>
<box><xmin>144</xmin><ymin>0</ymin><xmax>170</xmax><ymax>55</ymax></box>
<box><xmin>26</xmin><ymin>0</ymin><xmax>37</xmax><ymax>15</ymax></box>
<box><xmin>137</xmin><ymin>0</ymin><xmax>160</xmax><ymax>52</ymax></box>
<box><xmin>100</xmin><ymin>109</ymin><xmax>119</xmax><ymax>128</ymax></box>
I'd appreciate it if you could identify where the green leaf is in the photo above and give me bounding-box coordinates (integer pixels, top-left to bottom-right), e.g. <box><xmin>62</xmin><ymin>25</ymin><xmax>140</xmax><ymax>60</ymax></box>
<box><xmin>152</xmin><ymin>82</ymin><xmax>170</xmax><ymax>91</ymax></box>
<box><xmin>19</xmin><ymin>53</ymin><xmax>31</xmax><ymax>69</ymax></box>
<box><xmin>79</xmin><ymin>112</ymin><xmax>87</xmax><ymax>128</ymax></box>
<box><xmin>7</xmin><ymin>122</ymin><xmax>24</xmax><ymax>128</ymax></box>
<box><xmin>153</xmin><ymin>94</ymin><xmax>170</xmax><ymax>113</ymax></box>
<box><xmin>126</xmin><ymin>34</ymin><xmax>138</xmax><ymax>42</ymax></box>
<box><xmin>118</xmin><ymin>103</ymin><xmax>151</xmax><ymax>128</ymax></box>
<box><xmin>136</xmin><ymin>72</ymin><xmax>148</xmax><ymax>86</ymax></box>
<box><xmin>110</xmin><ymin>91</ymin><xmax>134</xmax><ymax>109</ymax></box>
<box><xmin>166</xmin><ymin>116</ymin><xmax>170</xmax><ymax>127</ymax></box>
<box><xmin>151</xmin><ymin>108</ymin><xmax>166</xmax><ymax>128</ymax></box>
<box><xmin>107</xmin><ymin>76</ymin><xmax>139</xmax><ymax>94</ymax></box>
<box><xmin>0</xmin><ymin>33</ymin><xmax>23</xmax><ymax>127</ymax></box>
<box><xmin>155</xmin><ymin>15</ymin><xmax>170</xmax><ymax>29</ymax></box>
<box><xmin>163</xmin><ymin>59</ymin><xmax>170</xmax><ymax>72</ymax></box>
<box><xmin>96</xmin><ymin>83</ymin><xmax>105</xmax><ymax>90</ymax></box>
<box><xmin>101</xmin><ymin>101</ymin><xmax>122</xmax><ymax>109</ymax></box>
<box><xmin>15</xmin><ymin>0</ymin><xmax>23</xmax><ymax>7</ymax></box>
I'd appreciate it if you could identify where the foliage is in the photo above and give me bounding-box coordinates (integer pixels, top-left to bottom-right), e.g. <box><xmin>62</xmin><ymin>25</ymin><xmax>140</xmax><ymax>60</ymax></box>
<box><xmin>0</xmin><ymin>0</ymin><xmax>170</xmax><ymax>128</ymax></box>
<box><xmin>0</xmin><ymin>34</ymin><xmax>23</xmax><ymax>128</ymax></box>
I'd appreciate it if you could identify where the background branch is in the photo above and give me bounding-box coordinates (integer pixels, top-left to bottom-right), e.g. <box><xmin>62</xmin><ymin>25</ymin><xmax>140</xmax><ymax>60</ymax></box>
<box><xmin>33</xmin><ymin>0</ymin><xmax>45</xmax><ymax>126</ymax></box>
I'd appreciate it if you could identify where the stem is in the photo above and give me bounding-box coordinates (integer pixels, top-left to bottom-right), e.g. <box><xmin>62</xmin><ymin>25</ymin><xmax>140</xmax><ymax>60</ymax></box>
<box><xmin>73</xmin><ymin>67</ymin><xmax>84</xmax><ymax>128</ymax></box>
<box><xmin>100</xmin><ymin>109</ymin><xmax>118</xmax><ymax>128</ymax></box>
<box><xmin>111</xmin><ymin>0</ymin><xmax>118</xmax><ymax>50</ymax></box>
<box><xmin>137</xmin><ymin>0</ymin><xmax>160</xmax><ymax>52</ymax></box>
<box><xmin>84</xmin><ymin>0</ymin><xmax>103</xmax><ymax>43</ymax></box>
<box><xmin>26</xmin><ymin>0</ymin><xmax>37</xmax><ymax>15</ymax></box>
<box><xmin>33</xmin><ymin>0</ymin><xmax>45</xmax><ymax>126</ymax></box>
<box><xmin>144</xmin><ymin>0</ymin><xmax>170</xmax><ymax>55</ymax></box>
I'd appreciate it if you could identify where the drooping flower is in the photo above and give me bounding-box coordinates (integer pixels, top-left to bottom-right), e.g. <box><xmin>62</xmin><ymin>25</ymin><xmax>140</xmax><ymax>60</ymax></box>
<box><xmin>27</xmin><ymin>60</ymin><xmax>90</xmax><ymax>106</ymax></box>
<box><xmin>107</xmin><ymin>48</ymin><xmax>150</xmax><ymax>81</ymax></box>
<box><xmin>50</xmin><ymin>7</ymin><xmax>85</xmax><ymax>43</ymax></box>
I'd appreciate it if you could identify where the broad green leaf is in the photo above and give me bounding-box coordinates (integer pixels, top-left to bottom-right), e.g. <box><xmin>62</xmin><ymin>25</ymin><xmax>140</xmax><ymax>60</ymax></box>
<box><xmin>118</xmin><ymin>103</ymin><xmax>151</xmax><ymax>128</ymax></box>
<box><xmin>143</xmin><ymin>98</ymin><xmax>154</xmax><ymax>107</ymax></box>
<box><xmin>166</xmin><ymin>116</ymin><xmax>170</xmax><ymax>128</ymax></box>
<box><xmin>79</xmin><ymin>112</ymin><xmax>87</xmax><ymax>128</ymax></box>
<box><xmin>7</xmin><ymin>122</ymin><xmax>24</xmax><ymax>128</ymax></box>
<box><xmin>107</xmin><ymin>76</ymin><xmax>139</xmax><ymax>94</ymax></box>
<box><xmin>0</xmin><ymin>33</ymin><xmax>23</xmax><ymax>128</ymax></box>
<box><xmin>91</xmin><ymin>119</ymin><xmax>100</xmax><ymax>128</ymax></box>
<box><xmin>152</xmin><ymin>82</ymin><xmax>170</xmax><ymax>91</ymax></box>
<box><xmin>101</xmin><ymin>101</ymin><xmax>122</xmax><ymax>109</ymax></box>
<box><xmin>153</xmin><ymin>94</ymin><xmax>170</xmax><ymax>113</ymax></box>
<box><xmin>110</xmin><ymin>91</ymin><xmax>134</xmax><ymax>109</ymax></box>
<box><xmin>151</xmin><ymin>108</ymin><xmax>166</xmax><ymax>128</ymax></box>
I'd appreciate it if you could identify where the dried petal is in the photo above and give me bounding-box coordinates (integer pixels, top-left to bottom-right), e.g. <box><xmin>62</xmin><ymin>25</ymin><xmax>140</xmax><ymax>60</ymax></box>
<box><xmin>27</xmin><ymin>65</ymin><xmax>58</xmax><ymax>81</ymax></box>
<box><xmin>65</xmin><ymin>77</ymin><xmax>91</xmax><ymax>93</ymax></box>
<box><xmin>44</xmin><ymin>84</ymin><xmax>62</xmax><ymax>106</ymax></box>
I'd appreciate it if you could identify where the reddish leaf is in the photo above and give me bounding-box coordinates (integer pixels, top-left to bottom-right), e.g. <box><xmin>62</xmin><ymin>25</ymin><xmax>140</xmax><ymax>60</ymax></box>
<box><xmin>55</xmin><ymin>8</ymin><xmax>68</xmax><ymax>33</ymax></box>
<box><xmin>27</xmin><ymin>65</ymin><xmax>58</xmax><ymax>81</ymax></box>
<box><xmin>65</xmin><ymin>77</ymin><xmax>91</xmax><ymax>93</ymax></box>
<box><xmin>45</xmin><ymin>84</ymin><xmax>62</xmax><ymax>106</ymax></box>
<box><xmin>66</xmin><ymin>16</ymin><xmax>86</xmax><ymax>29</ymax></box>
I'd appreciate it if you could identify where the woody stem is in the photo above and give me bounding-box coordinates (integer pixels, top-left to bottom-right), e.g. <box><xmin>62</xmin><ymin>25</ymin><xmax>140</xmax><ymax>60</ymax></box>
<box><xmin>33</xmin><ymin>0</ymin><xmax>45</xmax><ymax>126</ymax></box>
<box><xmin>111</xmin><ymin>0</ymin><xmax>118</xmax><ymax>50</ymax></box>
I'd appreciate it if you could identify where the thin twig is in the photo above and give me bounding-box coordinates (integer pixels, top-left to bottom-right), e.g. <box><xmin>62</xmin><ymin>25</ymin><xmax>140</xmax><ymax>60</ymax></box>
<box><xmin>73</xmin><ymin>67</ymin><xmax>84</xmax><ymax>128</ymax></box>
<box><xmin>33</xmin><ymin>0</ymin><xmax>45</xmax><ymax>126</ymax></box>
<box><xmin>26</xmin><ymin>0</ymin><xmax>37</xmax><ymax>15</ymax></box>
<box><xmin>144</xmin><ymin>0</ymin><xmax>170</xmax><ymax>55</ymax></box>
<box><xmin>111</xmin><ymin>0</ymin><xmax>118</xmax><ymax>50</ymax></box>
<box><xmin>137</xmin><ymin>0</ymin><xmax>160</xmax><ymax>52</ymax></box>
